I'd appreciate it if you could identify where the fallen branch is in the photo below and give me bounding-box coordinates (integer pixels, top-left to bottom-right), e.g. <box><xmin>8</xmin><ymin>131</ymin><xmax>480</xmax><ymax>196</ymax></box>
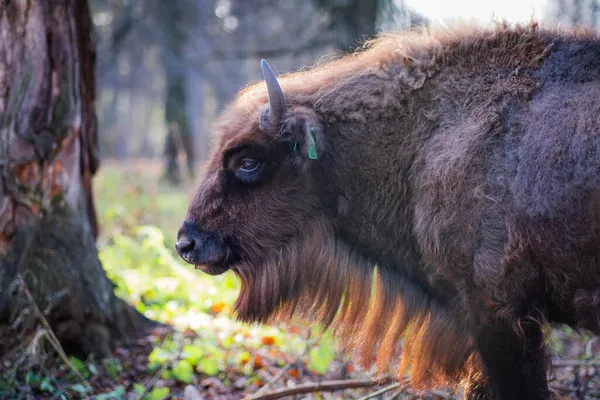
<box><xmin>356</xmin><ymin>382</ymin><xmax>401</xmax><ymax>400</ymax></box>
<box><xmin>16</xmin><ymin>273</ymin><xmax>89</xmax><ymax>386</ymax></box>
<box><xmin>253</xmin><ymin>327</ymin><xmax>315</xmax><ymax>397</ymax></box>
<box><xmin>252</xmin><ymin>362</ymin><xmax>294</xmax><ymax>397</ymax></box>
<box><xmin>245</xmin><ymin>357</ymin><xmax>596</xmax><ymax>400</ymax></box>
<box><xmin>244</xmin><ymin>377</ymin><xmax>395</xmax><ymax>400</ymax></box>
<box><xmin>135</xmin><ymin>332</ymin><xmax>177</xmax><ymax>400</ymax></box>
<box><xmin>383</xmin><ymin>390</ymin><xmax>402</xmax><ymax>400</ymax></box>
<box><xmin>429</xmin><ymin>389</ymin><xmax>456</xmax><ymax>399</ymax></box>
<box><xmin>357</xmin><ymin>380</ymin><xmax>455</xmax><ymax>400</ymax></box>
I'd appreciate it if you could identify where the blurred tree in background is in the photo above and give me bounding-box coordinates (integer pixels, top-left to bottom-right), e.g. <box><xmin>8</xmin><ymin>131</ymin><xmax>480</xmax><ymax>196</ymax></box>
<box><xmin>90</xmin><ymin>0</ymin><xmax>428</xmax><ymax>185</ymax></box>
<box><xmin>546</xmin><ymin>0</ymin><xmax>599</xmax><ymax>26</ymax></box>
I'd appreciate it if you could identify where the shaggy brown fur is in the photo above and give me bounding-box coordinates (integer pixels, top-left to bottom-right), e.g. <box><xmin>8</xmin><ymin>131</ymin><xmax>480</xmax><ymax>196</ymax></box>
<box><xmin>177</xmin><ymin>21</ymin><xmax>600</xmax><ymax>399</ymax></box>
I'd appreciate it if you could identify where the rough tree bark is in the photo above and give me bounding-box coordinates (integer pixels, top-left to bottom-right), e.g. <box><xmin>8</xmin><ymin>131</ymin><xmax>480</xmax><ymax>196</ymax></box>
<box><xmin>0</xmin><ymin>0</ymin><xmax>153</xmax><ymax>359</ymax></box>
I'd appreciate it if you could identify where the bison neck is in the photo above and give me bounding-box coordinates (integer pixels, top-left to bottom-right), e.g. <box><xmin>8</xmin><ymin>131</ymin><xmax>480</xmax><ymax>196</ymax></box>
<box><xmin>322</xmin><ymin>97</ymin><xmax>448</xmax><ymax>300</ymax></box>
<box><xmin>308</xmin><ymin>101</ymin><xmax>475</xmax><ymax>388</ymax></box>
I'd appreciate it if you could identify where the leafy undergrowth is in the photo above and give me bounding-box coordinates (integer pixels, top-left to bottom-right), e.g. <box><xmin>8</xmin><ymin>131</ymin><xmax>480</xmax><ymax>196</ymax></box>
<box><xmin>3</xmin><ymin>160</ymin><xmax>600</xmax><ymax>399</ymax></box>
<box><xmin>92</xmin><ymin>161</ymin><xmax>374</xmax><ymax>398</ymax></box>
<box><xmin>96</xmin><ymin>225</ymin><xmax>371</xmax><ymax>399</ymax></box>
<box><xmin>0</xmin><ymin>161</ymin><xmax>386</xmax><ymax>400</ymax></box>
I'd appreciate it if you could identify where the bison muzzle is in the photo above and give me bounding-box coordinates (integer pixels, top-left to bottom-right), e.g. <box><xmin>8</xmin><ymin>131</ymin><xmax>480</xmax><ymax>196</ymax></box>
<box><xmin>177</xmin><ymin>22</ymin><xmax>600</xmax><ymax>399</ymax></box>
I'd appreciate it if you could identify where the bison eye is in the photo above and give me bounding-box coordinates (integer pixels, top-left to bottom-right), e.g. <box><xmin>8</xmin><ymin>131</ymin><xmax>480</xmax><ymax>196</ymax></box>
<box><xmin>234</xmin><ymin>157</ymin><xmax>264</xmax><ymax>183</ymax></box>
<box><xmin>239</xmin><ymin>158</ymin><xmax>259</xmax><ymax>172</ymax></box>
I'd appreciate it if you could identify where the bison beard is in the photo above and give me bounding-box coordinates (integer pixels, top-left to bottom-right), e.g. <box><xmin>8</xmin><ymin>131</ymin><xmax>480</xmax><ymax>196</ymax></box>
<box><xmin>232</xmin><ymin>219</ymin><xmax>476</xmax><ymax>388</ymax></box>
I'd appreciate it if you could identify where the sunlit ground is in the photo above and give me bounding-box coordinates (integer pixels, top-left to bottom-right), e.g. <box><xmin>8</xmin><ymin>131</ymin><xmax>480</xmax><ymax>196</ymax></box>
<box><xmin>2</xmin><ymin>159</ymin><xmax>594</xmax><ymax>399</ymax></box>
<box><xmin>92</xmin><ymin>160</ymin><xmax>353</xmax><ymax>398</ymax></box>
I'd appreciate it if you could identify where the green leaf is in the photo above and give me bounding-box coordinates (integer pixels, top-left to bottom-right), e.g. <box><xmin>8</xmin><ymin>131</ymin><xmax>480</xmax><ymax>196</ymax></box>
<box><xmin>221</xmin><ymin>335</ymin><xmax>233</xmax><ymax>350</ymax></box>
<box><xmin>93</xmin><ymin>386</ymin><xmax>126</xmax><ymax>400</ymax></box>
<box><xmin>87</xmin><ymin>363</ymin><xmax>99</xmax><ymax>376</ymax></box>
<box><xmin>290</xmin><ymin>336</ymin><xmax>307</xmax><ymax>355</ymax></box>
<box><xmin>148</xmin><ymin>387</ymin><xmax>170</xmax><ymax>400</ymax></box>
<box><xmin>161</xmin><ymin>369</ymin><xmax>173</xmax><ymax>380</ymax></box>
<box><xmin>148</xmin><ymin>347</ymin><xmax>173</xmax><ymax>369</ymax></box>
<box><xmin>204</xmin><ymin>343</ymin><xmax>225</xmax><ymax>362</ymax></box>
<box><xmin>40</xmin><ymin>377</ymin><xmax>55</xmax><ymax>392</ymax></box>
<box><xmin>198</xmin><ymin>357</ymin><xmax>219</xmax><ymax>376</ymax></box>
<box><xmin>234</xmin><ymin>351</ymin><xmax>251</xmax><ymax>367</ymax></box>
<box><xmin>71</xmin><ymin>384</ymin><xmax>89</xmax><ymax>394</ymax></box>
<box><xmin>68</xmin><ymin>357</ymin><xmax>89</xmax><ymax>378</ymax></box>
<box><xmin>242</xmin><ymin>362</ymin><xmax>254</xmax><ymax>376</ymax></box>
<box><xmin>182</xmin><ymin>344</ymin><xmax>205</xmax><ymax>366</ymax></box>
<box><xmin>134</xmin><ymin>383</ymin><xmax>145</xmax><ymax>396</ymax></box>
<box><xmin>25</xmin><ymin>371</ymin><xmax>40</xmax><ymax>386</ymax></box>
<box><xmin>308</xmin><ymin>342</ymin><xmax>335</xmax><ymax>375</ymax></box>
<box><xmin>172</xmin><ymin>360</ymin><xmax>194</xmax><ymax>383</ymax></box>
<box><xmin>102</xmin><ymin>358</ymin><xmax>121</xmax><ymax>380</ymax></box>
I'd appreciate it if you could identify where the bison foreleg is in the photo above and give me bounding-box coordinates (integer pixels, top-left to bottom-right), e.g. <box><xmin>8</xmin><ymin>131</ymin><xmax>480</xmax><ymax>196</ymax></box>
<box><xmin>464</xmin><ymin>366</ymin><xmax>494</xmax><ymax>400</ymax></box>
<box><xmin>467</xmin><ymin>305</ymin><xmax>552</xmax><ymax>400</ymax></box>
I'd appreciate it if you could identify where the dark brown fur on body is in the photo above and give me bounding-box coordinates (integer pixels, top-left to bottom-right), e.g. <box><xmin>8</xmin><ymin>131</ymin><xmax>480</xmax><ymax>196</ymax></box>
<box><xmin>177</xmin><ymin>22</ymin><xmax>600</xmax><ymax>399</ymax></box>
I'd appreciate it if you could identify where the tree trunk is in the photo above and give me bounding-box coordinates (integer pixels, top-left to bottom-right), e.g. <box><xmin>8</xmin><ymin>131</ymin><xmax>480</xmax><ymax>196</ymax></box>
<box><xmin>160</xmin><ymin>0</ymin><xmax>195</xmax><ymax>185</ymax></box>
<box><xmin>162</xmin><ymin>66</ymin><xmax>195</xmax><ymax>185</ymax></box>
<box><xmin>0</xmin><ymin>0</ymin><xmax>153</xmax><ymax>359</ymax></box>
<box><xmin>316</xmin><ymin>0</ymin><xmax>380</xmax><ymax>52</ymax></box>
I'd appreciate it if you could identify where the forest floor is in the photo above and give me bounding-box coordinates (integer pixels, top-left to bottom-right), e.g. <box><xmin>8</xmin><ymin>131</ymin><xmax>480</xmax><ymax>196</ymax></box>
<box><xmin>2</xmin><ymin>159</ymin><xmax>600</xmax><ymax>399</ymax></box>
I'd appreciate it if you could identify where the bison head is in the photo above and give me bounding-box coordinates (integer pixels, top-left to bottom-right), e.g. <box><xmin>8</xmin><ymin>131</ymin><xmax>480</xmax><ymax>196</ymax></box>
<box><xmin>176</xmin><ymin>60</ymin><xmax>344</xmax><ymax>324</ymax></box>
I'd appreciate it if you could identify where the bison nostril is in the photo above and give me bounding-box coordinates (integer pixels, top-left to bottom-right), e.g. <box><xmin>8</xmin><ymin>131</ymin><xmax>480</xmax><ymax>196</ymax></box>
<box><xmin>176</xmin><ymin>225</ymin><xmax>229</xmax><ymax>268</ymax></box>
<box><xmin>176</xmin><ymin>235</ymin><xmax>195</xmax><ymax>255</ymax></box>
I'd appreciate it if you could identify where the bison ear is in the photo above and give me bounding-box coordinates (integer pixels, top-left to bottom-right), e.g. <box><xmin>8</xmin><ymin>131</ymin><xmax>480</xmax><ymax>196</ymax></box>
<box><xmin>280</xmin><ymin>113</ymin><xmax>322</xmax><ymax>161</ymax></box>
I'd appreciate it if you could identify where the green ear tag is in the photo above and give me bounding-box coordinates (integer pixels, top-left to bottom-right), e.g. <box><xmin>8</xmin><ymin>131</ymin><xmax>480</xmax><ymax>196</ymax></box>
<box><xmin>307</xmin><ymin>127</ymin><xmax>318</xmax><ymax>160</ymax></box>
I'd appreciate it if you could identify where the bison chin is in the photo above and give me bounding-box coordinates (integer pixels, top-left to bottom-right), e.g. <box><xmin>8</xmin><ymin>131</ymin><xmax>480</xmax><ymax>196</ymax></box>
<box><xmin>230</xmin><ymin>219</ymin><xmax>478</xmax><ymax>389</ymax></box>
<box><xmin>194</xmin><ymin>263</ymin><xmax>230</xmax><ymax>276</ymax></box>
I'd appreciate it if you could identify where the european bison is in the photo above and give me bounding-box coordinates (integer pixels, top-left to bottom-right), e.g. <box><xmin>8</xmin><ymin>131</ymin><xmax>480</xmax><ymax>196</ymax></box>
<box><xmin>176</xmin><ymin>22</ymin><xmax>600</xmax><ymax>399</ymax></box>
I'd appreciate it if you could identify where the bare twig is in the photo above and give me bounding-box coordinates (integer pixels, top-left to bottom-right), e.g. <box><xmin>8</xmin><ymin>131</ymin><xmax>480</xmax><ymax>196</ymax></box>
<box><xmin>357</xmin><ymin>379</ymin><xmax>455</xmax><ymax>400</ymax></box>
<box><xmin>244</xmin><ymin>377</ymin><xmax>395</xmax><ymax>400</ymax></box>
<box><xmin>253</xmin><ymin>324</ymin><xmax>316</xmax><ymax>397</ymax></box>
<box><xmin>252</xmin><ymin>363</ymin><xmax>294</xmax><ymax>397</ymax></box>
<box><xmin>27</xmin><ymin>328</ymin><xmax>88</xmax><ymax>384</ymax></box>
<box><xmin>383</xmin><ymin>389</ymin><xmax>401</xmax><ymax>400</ymax></box>
<box><xmin>17</xmin><ymin>274</ymin><xmax>89</xmax><ymax>385</ymax></box>
<box><xmin>356</xmin><ymin>382</ymin><xmax>402</xmax><ymax>400</ymax></box>
<box><xmin>430</xmin><ymin>389</ymin><xmax>456</xmax><ymax>399</ymax></box>
<box><xmin>135</xmin><ymin>333</ymin><xmax>182</xmax><ymax>400</ymax></box>
<box><xmin>137</xmin><ymin>361</ymin><xmax>171</xmax><ymax>399</ymax></box>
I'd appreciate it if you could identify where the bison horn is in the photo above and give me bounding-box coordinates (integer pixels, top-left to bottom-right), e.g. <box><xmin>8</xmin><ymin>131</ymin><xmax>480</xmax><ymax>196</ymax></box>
<box><xmin>261</xmin><ymin>59</ymin><xmax>286</xmax><ymax>126</ymax></box>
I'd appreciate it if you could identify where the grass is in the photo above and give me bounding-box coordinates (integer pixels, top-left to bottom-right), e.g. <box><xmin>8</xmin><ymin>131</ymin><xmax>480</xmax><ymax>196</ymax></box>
<box><xmin>94</xmin><ymin>160</ymin><xmax>189</xmax><ymax>250</ymax></box>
